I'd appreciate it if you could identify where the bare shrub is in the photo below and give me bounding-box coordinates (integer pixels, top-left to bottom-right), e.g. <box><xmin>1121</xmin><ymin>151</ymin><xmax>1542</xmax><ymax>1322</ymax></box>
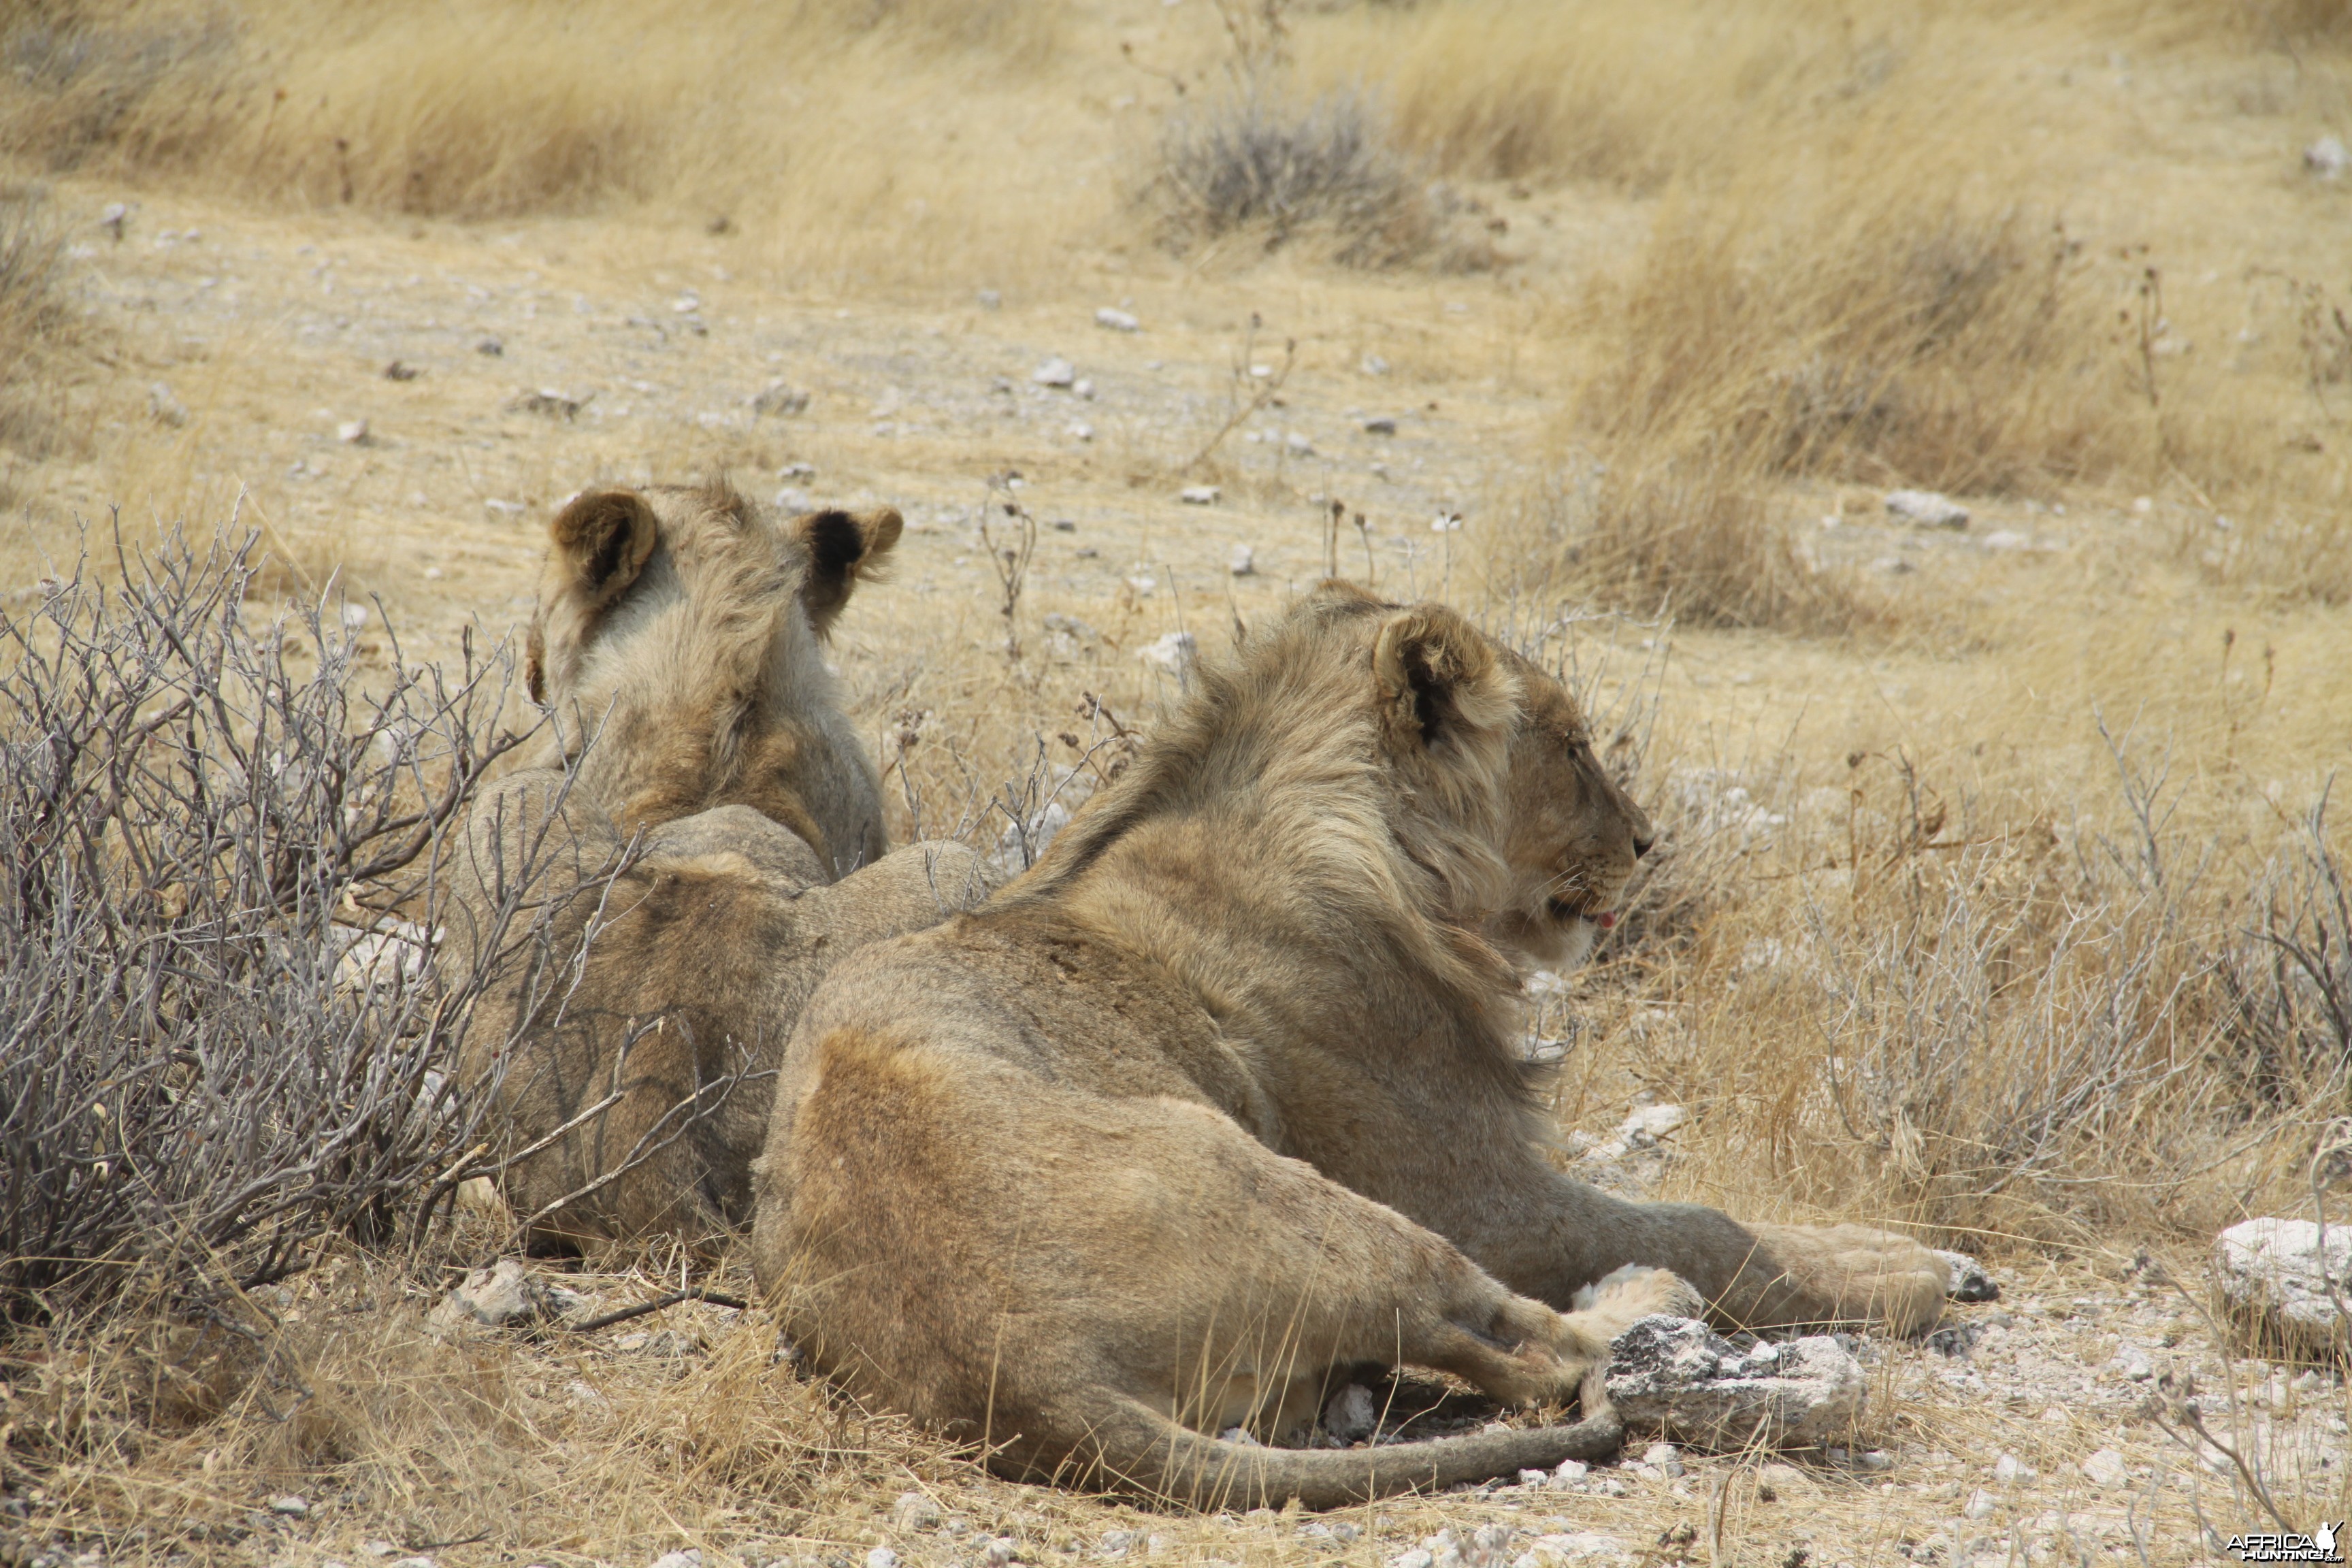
<box><xmin>0</xmin><ymin>527</ymin><xmax>578</xmax><ymax>1321</ymax></box>
<box><xmin>1156</xmin><ymin>85</ymin><xmax>1439</xmax><ymax>266</ymax></box>
<box><xmin>2219</xmin><ymin>794</ymin><xmax>2352</xmax><ymax>1109</ymax></box>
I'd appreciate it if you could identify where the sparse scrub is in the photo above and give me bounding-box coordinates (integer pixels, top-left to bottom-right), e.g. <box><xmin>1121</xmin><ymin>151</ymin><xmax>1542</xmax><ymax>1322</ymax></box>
<box><xmin>1155</xmin><ymin>84</ymin><xmax>1440</xmax><ymax>266</ymax></box>
<box><xmin>0</xmin><ymin>527</ymin><xmax>580</xmax><ymax>1322</ymax></box>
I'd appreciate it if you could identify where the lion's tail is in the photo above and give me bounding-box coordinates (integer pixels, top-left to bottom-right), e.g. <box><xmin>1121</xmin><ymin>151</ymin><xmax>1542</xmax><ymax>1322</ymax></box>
<box><xmin>1061</xmin><ymin>1397</ymin><xmax>1623</xmax><ymax>1510</ymax></box>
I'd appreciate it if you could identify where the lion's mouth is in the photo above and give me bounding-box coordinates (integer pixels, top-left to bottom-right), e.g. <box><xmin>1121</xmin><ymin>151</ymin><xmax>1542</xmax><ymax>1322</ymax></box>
<box><xmin>1548</xmin><ymin>896</ymin><xmax>1618</xmax><ymax>930</ymax></box>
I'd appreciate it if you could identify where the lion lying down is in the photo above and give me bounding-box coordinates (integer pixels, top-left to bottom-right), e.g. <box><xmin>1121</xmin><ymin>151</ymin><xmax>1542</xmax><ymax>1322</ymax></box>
<box><xmin>445</xmin><ymin>485</ymin><xmax>995</xmax><ymax>1245</ymax></box>
<box><xmin>749</xmin><ymin>583</ymin><xmax>1949</xmax><ymax>1507</ymax></box>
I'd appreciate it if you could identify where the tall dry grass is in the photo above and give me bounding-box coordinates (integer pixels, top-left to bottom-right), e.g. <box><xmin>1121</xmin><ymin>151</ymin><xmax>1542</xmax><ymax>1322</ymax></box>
<box><xmin>0</xmin><ymin>0</ymin><xmax>1087</xmax><ymax>286</ymax></box>
<box><xmin>1300</xmin><ymin>0</ymin><xmax>2352</xmax><ymax>621</ymax></box>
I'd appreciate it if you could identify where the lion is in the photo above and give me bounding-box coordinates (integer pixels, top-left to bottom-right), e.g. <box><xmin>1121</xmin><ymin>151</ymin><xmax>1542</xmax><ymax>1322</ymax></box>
<box><xmin>747</xmin><ymin>583</ymin><xmax>1951</xmax><ymax>1507</ymax></box>
<box><xmin>445</xmin><ymin>484</ymin><xmax>996</xmax><ymax>1245</ymax></box>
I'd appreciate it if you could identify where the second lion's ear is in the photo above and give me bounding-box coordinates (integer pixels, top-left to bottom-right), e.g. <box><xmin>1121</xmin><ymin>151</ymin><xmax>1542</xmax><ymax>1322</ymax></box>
<box><xmin>1371</xmin><ymin>607</ymin><xmax>1516</xmax><ymax>757</ymax></box>
<box><xmin>791</xmin><ymin>506</ymin><xmax>902</xmax><ymax>636</ymax></box>
<box><xmin>549</xmin><ymin>490</ymin><xmax>659</xmax><ymax>608</ymax></box>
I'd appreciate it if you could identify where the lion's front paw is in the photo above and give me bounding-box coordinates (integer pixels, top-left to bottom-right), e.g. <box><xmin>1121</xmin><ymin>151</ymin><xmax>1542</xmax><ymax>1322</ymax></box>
<box><xmin>1737</xmin><ymin>1224</ymin><xmax>1948</xmax><ymax>1335</ymax></box>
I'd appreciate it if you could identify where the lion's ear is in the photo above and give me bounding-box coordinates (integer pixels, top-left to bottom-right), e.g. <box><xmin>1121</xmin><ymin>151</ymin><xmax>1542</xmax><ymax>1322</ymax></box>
<box><xmin>549</xmin><ymin>490</ymin><xmax>659</xmax><ymax>609</ymax></box>
<box><xmin>791</xmin><ymin>506</ymin><xmax>902</xmax><ymax>636</ymax></box>
<box><xmin>1372</xmin><ymin>608</ymin><xmax>1516</xmax><ymax>755</ymax></box>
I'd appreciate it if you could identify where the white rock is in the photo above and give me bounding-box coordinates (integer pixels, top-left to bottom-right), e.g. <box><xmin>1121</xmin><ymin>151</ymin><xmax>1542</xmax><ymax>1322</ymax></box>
<box><xmin>670</xmin><ymin>293</ymin><xmax>700</xmax><ymax>314</ymax></box>
<box><xmin>2217</xmin><ymin>1218</ymin><xmax>2352</xmax><ymax>1351</ymax></box>
<box><xmin>1993</xmin><ymin>1453</ymin><xmax>2036</xmax><ymax>1485</ymax></box>
<box><xmin>890</xmin><ymin>1492</ymin><xmax>942</xmax><ymax>1530</ymax></box>
<box><xmin>1033</xmin><ymin>357</ymin><xmax>1076</xmax><ymax>387</ymax></box>
<box><xmin>2308</xmin><ymin>136</ymin><xmax>2349</xmax><ymax>178</ymax></box>
<box><xmin>1139</xmin><ymin>631</ymin><xmax>1196</xmax><ymax>676</ymax></box>
<box><xmin>1323</xmin><ymin>1382</ymin><xmax>1377</xmax><ymax>1442</ymax></box>
<box><xmin>1096</xmin><ymin>307</ymin><xmax>1141</xmax><ymax>331</ymax></box>
<box><xmin>650</xmin><ymin>1554</ymin><xmax>702</xmax><ymax>1568</ymax></box>
<box><xmin>1885</xmin><ymin>489</ymin><xmax>1970</xmax><ymax>529</ymax></box>
<box><xmin>1285</xmin><ymin>431</ymin><xmax>1314</xmax><ymax>455</ymax></box>
<box><xmin>866</xmin><ymin>1551</ymin><xmax>899</xmax><ymax>1568</ymax></box>
<box><xmin>983</xmin><ymin>1537</ymin><xmax>1018</xmax><ymax>1567</ymax></box>
<box><xmin>337</xmin><ymin>419</ymin><xmax>370</xmax><ymax>444</ymax></box>
<box><xmin>1640</xmin><ymin>1441</ymin><xmax>1684</xmax><ymax>1477</ymax></box>
<box><xmin>977</xmin><ymin>289</ymin><xmax>1002</xmax><ymax>310</ymax></box>
<box><xmin>1391</xmin><ymin>1552</ymin><xmax>1435</xmax><ymax>1568</ymax></box>
<box><xmin>1552</xmin><ymin>1458</ymin><xmax>1589</xmax><ymax>1484</ymax></box>
<box><xmin>1066</xmin><ymin>421</ymin><xmax>1095</xmax><ymax>441</ymax></box>
<box><xmin>2109</xmin><ymin>1344</ymin><xmax>2155</xmax><ymax>1380</ymax></box>
<box><xmin>1179</xmin><ymin>485</ymin><xmax>1220</xmax><ymax>505</ymax></box>
<box><xmin>1075</xmin><ymin>378</ymin><xmax>1096</xmax><ymax>399</ymax></box>
<box><xmin>775</xmin><ymin>485</ymin><xmax>813</xmax><ymax>512</ymax></box>
<box><xmin>1963</xmin><ymin>1489</ymin><xmax>1997</xmax><ymax>1520</ymax></box>
<box><xmin>427</xmin><ymin>1259</ymin><xmax>583</xmax><ymax>1333</ymax></box>
<box><xmin>2082</xmin><ymin>1448</ymin><xmax>2127</xmax><ymax>1488</ymax></box>
<box><xmin>1361</xmin><ymin>353</ymin><xmax>1390</xmax><ymax>376</ymax></box>
<box><xmin>1980</xmin><ymin>529</ymin><xmax>2029</xmax><ymax>551</ymax></box>
<box><xmin>1228</xmin><ymin>544</ymin><xmax>1256</xmax><ymax>576</ymax></box>
<box><xmin>1516</xmin><ymin>1469</ymin><xmax>1548</xmax><ymax>1488</ymax></box>
<box><xmin>267</xmin><ymin>1494</ymin><xmax>309</xmax><ymax>1516</ymax></box>
<box><xmin>148</xmin><ymin>382</ymin><xmax>190</xmax><ymax>427</ymax></box>
<box><xmin>1602</xmin><ymin>1315</ymin><xmax>1865</xmax><ymax>1448</ymax></box>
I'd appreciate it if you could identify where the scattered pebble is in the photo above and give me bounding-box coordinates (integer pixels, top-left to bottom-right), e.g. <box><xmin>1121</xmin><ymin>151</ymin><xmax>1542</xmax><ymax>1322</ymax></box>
<box><xmin>2082</xmin><ymin>1448</ymin><xmax>2128</xmax><ymax>1488</ymax></box>
<box><xmin>890</xmin><ymin>1492</ymin><xmax>942</xmax><ymax>1531</ymax></box>
<box><xmin>1228</xmin><ymin>543</ymin><xmax>1256</xmax><ymax>576</ymax></box>
<box><xmin>1095</xmin><ymin>307</ymin><xmax>1141</xmax><ymax>331</ymax></box>
<box><xmin>337</xmin><ymin>419</ymin><xmax>370</xmax><ymax>444</ymax></box>
<box><xmin>266</xmin><ymin>1494</ymin><xmax>309</xmax><ymax>1517</ymax></box>
<box><xmin>1360</xmin><ymin>353</ymin><xmax>1390</xmax><ymax>376</ymax></box>
<box><xmin>2307</xmin><ymin>135</ymin><xmax>2349</xmax><ymax>178</ymax></box>
<box><xmin>382</xmin><ymin>360</ymin><xmax>419</xmax><ymax>381</ymax></box>
<box><xmin>148</xmin><ymin>382</ymin><xmax>189</xmax><ymax>427</ymax></box>
<box><xmin>1033</xmin><ymin>357</ymin><xmax>1076</xmax><ymax>387</ymax></box>
<box><xmin>1179</xmin><ymin>485</ymin><xmax>1220</xmax><ymax>505</ymax></box>
<box><xmin>1363</xmin><ymin>415</ymin><xmax>1398</xmax><ymax>436</ymax></box>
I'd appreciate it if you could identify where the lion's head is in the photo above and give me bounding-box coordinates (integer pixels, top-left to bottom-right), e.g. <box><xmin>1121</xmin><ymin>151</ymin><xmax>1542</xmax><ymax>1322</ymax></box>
<box><xmin>523</xmin><ymin>483</ymin><xmax>901</xmax><ymax>877</ymax></box>
<box><xmin>1033</xmin><ymin>581</ymin><xmax>1652</xmax><ymax>981</ymax></box>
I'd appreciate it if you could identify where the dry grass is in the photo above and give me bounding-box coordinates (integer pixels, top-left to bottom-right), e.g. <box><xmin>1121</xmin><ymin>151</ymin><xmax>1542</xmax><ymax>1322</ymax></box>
<box><xmin>0</xmin><ymin>0</ymin><xmax>1086</xmax><ymax>287</ymax></box>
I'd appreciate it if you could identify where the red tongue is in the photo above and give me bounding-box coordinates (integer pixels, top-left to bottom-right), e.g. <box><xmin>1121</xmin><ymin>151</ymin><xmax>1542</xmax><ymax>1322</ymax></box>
<box><xmin>1594</xmin><ymin>911</ymin><xmax>1618</xmax><ymax>930</ymax></box>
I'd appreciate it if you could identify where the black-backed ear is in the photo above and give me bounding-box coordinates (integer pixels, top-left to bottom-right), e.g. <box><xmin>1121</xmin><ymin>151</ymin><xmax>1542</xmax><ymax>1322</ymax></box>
<box><xmin>1371</xmin><ymin>608</ymin><xmax>1516</xmax><ymax>755</ymax></box>
<box><xmin>525</xmin><ymin>617</ymin><xmax>548</xmax><ymax>706</ymax></box>
<box><xmin>549</xmin><ymin>490</ymin><xmax>659</xmax><ymax>609</ymax></box>
<box><xmin>791</xmin><ymin>506</ymin><xmax>902</xmax><ymax>636</ymax></box>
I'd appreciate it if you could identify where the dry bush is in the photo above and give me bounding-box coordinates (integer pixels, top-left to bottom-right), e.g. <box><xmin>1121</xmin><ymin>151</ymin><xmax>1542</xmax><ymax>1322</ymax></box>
<box><xmin>1154</xmin><ymin>84</ymin><xmax>1441</xmax><ymax>267</ymax></box>
<box><xmin>0</xmin><ymin>527</ymin><xmax>587</xmax><ymax>1323</ymax></box>
<box><xmin>1555</xmin><ymin>716</ymin><xmax>2345</xmax><ymax>1254</ymax></box>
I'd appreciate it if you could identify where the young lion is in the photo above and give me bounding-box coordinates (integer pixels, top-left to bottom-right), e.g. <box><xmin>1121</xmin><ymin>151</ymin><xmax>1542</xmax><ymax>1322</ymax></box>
<box><xmin>446</xmin><ymin>484</ymin><xmax>995</xmax><ymax>1245</ymax></box>
<box><xmin>749</xmin><ymin>584</ymin><xmax>1950</xmax><ymax>1506</ymax></box>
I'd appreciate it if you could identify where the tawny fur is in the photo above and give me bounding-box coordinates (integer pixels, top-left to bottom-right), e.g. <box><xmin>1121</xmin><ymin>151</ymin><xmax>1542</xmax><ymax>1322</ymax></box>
<box><xmin>749</xmin><ymin>584</ymin><xmax>1948</xmax><ymax>1507</ymax></box>
<box><xmin>446</xmin><ymin>485</ymin><xmax>997</xmax><ymax>1244</ymax></box>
